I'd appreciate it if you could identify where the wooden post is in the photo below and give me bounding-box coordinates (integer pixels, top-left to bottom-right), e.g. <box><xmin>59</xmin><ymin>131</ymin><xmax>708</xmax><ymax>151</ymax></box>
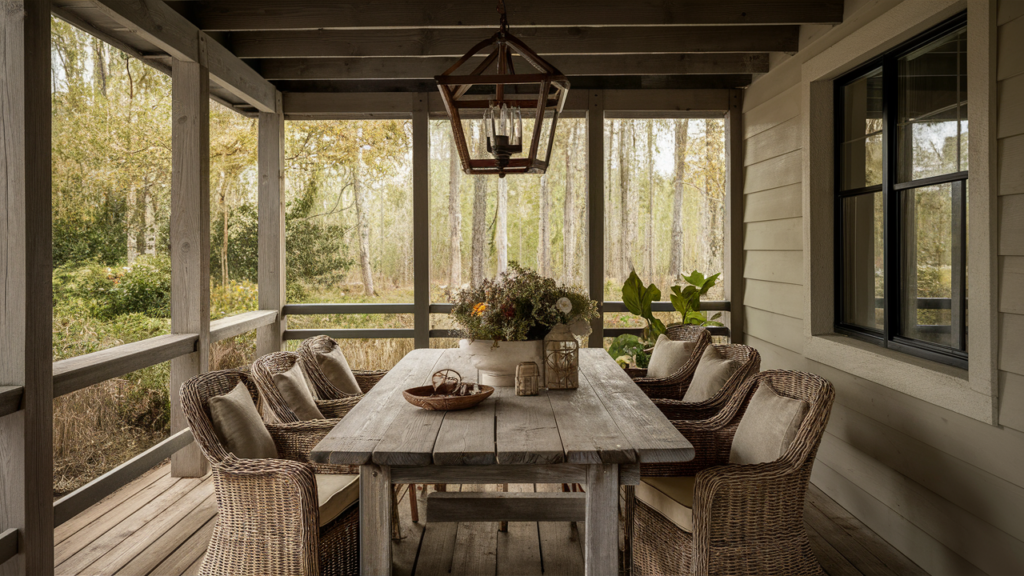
<box><xmin>360</xmin><ymin>463</ymin><xmax>393</xmax><ymax>575</ymax></box>
<box><xmin>258</xmin><ymin>93</ymin><xmax>286</xmax><ymax>357</ymax></box>
<box><xmin>413</xmin><ymin>94</ymin><xmax>430</xmax><ymax>349</ymax></box>
<box><xmin>169</xmin><ymin>43</ymin><xmax>211</xmax><ymax>478</ymax></box>
<box><xmin>587</xmin><ymin>91</ymin><xmax>605</xmax><ymax>346</ymax></box>
<box><xmin>0</xmin><ymin>0</ymin><xmax>54</xmax><ymax>572</ymax></box>
<box><xmin>724</xmin><ymin>89</ymin><xmax>745</xmax><ymax>344</ymax></box>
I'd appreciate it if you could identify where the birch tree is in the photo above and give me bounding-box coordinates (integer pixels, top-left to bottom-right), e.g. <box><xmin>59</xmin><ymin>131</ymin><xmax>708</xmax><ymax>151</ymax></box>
<box><xmin>620</xmin><ymin>121</ymin><xmax>634</xmax><ymax>279</ymax></box>
<box><xmin>448</xmin><ymin>133</ymin><xmax>462</xmax><ymax>288</ymax></box>
<box><xmin>354</xmin><ymin>139</ymin><xmax>376</xmax><ymax>296</ymax></box>
<box><xmin>496</xmin><ymin>177</ymin><xmax>508</xmax><ymax>275</ymax></box>
<box><xmin>563</xmin><ymin>123</ymin><xmax>577</xmax><ymax>284</ymax></box>
<box><xmin>669</xmin><ymin>119</ymin><xmax>689</xmax><ymax>279</ymax></box>
<box><xmin>538</xmin><ymin>172</ymin><xmax>551</xmax><ymax>276</ymax></box>
<box><xmin>471</xmin><ymin>125</ymin><xmax>488</xmax><ymax>287</ymax></box>
<box><xmin>645</xmin><ymin>120</ymin><xmax>655</xmax><ymax>279</ymax></box>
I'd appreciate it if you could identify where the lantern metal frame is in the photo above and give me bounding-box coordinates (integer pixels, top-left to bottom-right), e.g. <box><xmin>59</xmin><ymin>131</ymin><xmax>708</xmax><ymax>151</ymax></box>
<box><xmin>435</xmin><ymin>3</ymin><xmax>570</xmax><ymax>177</ymax></box>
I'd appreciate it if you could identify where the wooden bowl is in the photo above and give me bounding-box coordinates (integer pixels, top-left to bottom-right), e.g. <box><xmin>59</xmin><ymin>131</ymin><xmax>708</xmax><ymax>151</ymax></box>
<box><xmin>403</xmin><ymin>383</ymin><xmax>494</xmax><ymax>411</ymax></box>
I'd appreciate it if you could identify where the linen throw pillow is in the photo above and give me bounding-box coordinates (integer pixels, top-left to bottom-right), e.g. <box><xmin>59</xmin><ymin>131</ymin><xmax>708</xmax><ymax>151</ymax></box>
<box><xmin>317</xmin><ymin>346</ymin><xmax>363</xmax><ymax>396</ymax></box>
<box><xmin>730</xmin><ymin>383</ymin><xmax>810</xmax><ymax>465</ymax></box>
<box><xmin>645</xmin><ymin>334</ymin><xmax>697</xmax><ymax>379</ymax></box>
<box><xmin>682</xmin><ymin>346</ymin><xmax>742</xmax><ymax>403</ymax></box>
<box><xmin>208</xmin><ymin>382</ymin><xmax>278</xmax><ymax>459</ymax></box>
<box><xmin>273</xmin><ymin>363</ymin><xmax>325</xmax><ymax>421</ymax></box>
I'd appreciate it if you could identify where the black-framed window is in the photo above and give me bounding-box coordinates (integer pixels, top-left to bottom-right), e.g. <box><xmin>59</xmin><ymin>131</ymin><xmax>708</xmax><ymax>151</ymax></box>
<box><xmin>835</xmin><ymin>13</ymin><xmax>968</xmax><ymax>369</ymax></box>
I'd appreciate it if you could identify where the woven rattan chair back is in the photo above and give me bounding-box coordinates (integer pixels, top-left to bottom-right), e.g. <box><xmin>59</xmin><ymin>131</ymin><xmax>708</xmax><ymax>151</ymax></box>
<box><xmin>180</xmin><ymin>369</ymin><xmax>260</xmax><ymax>465</ymax></box>
<box><xmin>251</xmin><ymin>351</ymin><xmax>309</xmax><ymax>424</ymax></box>
<box><xmin>653</xmin><ymin>343</ymin><xmax>761</xmax><ymax>421</ymax></box>
<box><xmin>630</xmin><ymin>324</ymin><xmax>712</xmax><ymax>399</ymax></box>
<box><xmin>298</xmin><ymin>335</ymin><xmax>386</xmax><ymax>396</ymax></box>
<box><xmin>749</xmin><ymin>369</ymin><xmax>835</xmax><ymax>467</ymax></box>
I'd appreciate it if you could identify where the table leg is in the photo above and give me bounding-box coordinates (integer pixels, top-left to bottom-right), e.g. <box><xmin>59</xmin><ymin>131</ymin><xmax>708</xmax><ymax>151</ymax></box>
<box><xmin>360</xmin><ymin>464</ymin><xmax>392</xmax><ymax>576</ymax></box>
<box><xmin>585</xmin><ymin>463</ymin><xmax>618</xmax><ymax>576</ymax></box>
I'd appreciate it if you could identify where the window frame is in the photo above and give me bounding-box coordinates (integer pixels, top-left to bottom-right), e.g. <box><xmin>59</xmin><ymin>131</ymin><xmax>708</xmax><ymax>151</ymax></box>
<box><xmin>833</xmin><ymin>12</ymin><xmax>969</xmax><ymax>369</ymax></box>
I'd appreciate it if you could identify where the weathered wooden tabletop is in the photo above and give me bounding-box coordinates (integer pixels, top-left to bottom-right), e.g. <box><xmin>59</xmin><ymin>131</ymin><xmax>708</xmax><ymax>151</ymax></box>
<box><xmin>310</xmin><ymin>347</ymin><xmax>694</xmax><ymax>467</ymax></box>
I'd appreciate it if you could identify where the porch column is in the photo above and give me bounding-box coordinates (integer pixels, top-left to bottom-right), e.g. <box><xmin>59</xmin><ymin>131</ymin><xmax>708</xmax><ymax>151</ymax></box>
<box><xmin>169</xmin><ymin>43</ymin><xmax>211</xmax><ymax>478</ymax></box>
<box><xmin>724</xmin><ymin>89</ymin><xmax>745</xmax><ymax>343</ymax></box>
<box><xmin>257</xmin><ymin>93</ymin><xmax>286</xmax><ymax>356</ymax></box>
<box><xmin>413</xmin><ymin>93</ymin><xmax>430</xmax><ymax>348</ymax></box>
<box><xmin>587</xmin><ymin>90</ymin><xmax>605</xmax><ymax>346</ymax></box>
<box><xmin>0</xmin><ymin>0</ymin><xmax>54</xmax><ymax>572</ymax></box>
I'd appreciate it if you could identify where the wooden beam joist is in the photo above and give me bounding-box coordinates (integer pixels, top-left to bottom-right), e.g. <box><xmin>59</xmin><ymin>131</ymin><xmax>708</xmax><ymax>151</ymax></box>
<box><xmin>167</xmin><ymin>0</ymin><xmax>844</xmax><ymax>30</ymax></box>
<box><xmin>228</xmin><ymin>26</ymin><xmax>800</xmax><ymax>59</ymax></box>
<box><xmin>283</xmin><ymin>89</ymin><xmax>732</xmax><ymax>118</ymax></box>
<box><xmin>73</xmin><ymin>0</ymin><xmax>276</xmax><ymax>112</ymax></box>
<box><xmin>258</xmin><ymin>53</ymin><xmax>768</xmax><ymax>80</ymax></box>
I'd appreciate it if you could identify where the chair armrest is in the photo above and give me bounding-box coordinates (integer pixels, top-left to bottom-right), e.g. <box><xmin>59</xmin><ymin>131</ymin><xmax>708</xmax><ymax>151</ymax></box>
<box><xmin>639</xmin><ymin>417</ymin><xmax>739</xmax><ymax>478</ymax></box>
<box><xmin>624</xmin><ymin>367</ymin><xmax>648</xmax><ymax>379</ymax></box>
<box><xmin>210</xmin><ymin>457</ymin><xmax>321</xmax><ymax>574</ymax></box>
<box><xmin>316</xmin><ymin>397</ymin><xmax>361</xmax><ymax>419</ymax></box>
<box><xmin>651</xmin><ymin>399</ymin><xmax>722</xmax><ymax>422</ymax></box>
<box><xmin>354</xmin><ymin>370</ymin><xmax>387</xmax><ymax>393</ymax></box>
<box><xmin>266</xmin><ymin>420</ymin><xmax>360</xmax><ymax>475</ymax></box>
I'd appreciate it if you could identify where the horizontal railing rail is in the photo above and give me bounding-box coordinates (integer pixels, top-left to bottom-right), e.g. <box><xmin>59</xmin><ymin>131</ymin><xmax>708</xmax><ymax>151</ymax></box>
<box><xmin>0</xmin><ymin>386</ymin><xmax>23</xmax><ymax>419</ymax></box>
<box><xmin>605</xmin><ymin>326</ymin><xmax>731</xmax><ymax>338</ymax></box>
<box><xmin>210</xmin><ymin>310</ymin><xmax>278</xmax><ymax>342</ymax></box>
<box><xmin>283</xmin><ymin>328</ymin><xmax>415</xmax><ymax>340</ymax></box>
<box><xmin>53</xmin><ymin>333</ymin><xmax>199</xmax><ymax>398</ymax></box>
<box><xmin>603</xmin><ymin>300</ymin><xmax>731</xmax><ymax>313</ymax></box>
<box><xmin>53</xmin><ymin>429</ymin><xmax>194</xmax><ymax>527</ymax></box>
<box><xmin>283</xmin><ymin>303</ymin><xmax>414</xmax><ymax>315</ymax></box>
<box><xmin>0</xmin><ymin>528</ymin><xmax>16</xmax><ymax>566</ymax></box>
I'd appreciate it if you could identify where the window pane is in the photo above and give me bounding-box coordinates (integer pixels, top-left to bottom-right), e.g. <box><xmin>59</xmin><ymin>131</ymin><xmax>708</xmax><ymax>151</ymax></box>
<box><xmin>840</xmin><ymin>68</ymin><xmax>883</xmax><ymax>190</ymax></box>
<box><xmin>839</xmin><ymin>192</ymin><xmax>884</xmax><ymax>331</ymax></box>
<box><xmin>897</xmin><ymin>28</ymin><xmax>967</xmax><ymax>182</ymax></box>
<box><xmin>899</xmin><ymin>183</ymin><xmax>954</xmax><ymax>347</ymax></box>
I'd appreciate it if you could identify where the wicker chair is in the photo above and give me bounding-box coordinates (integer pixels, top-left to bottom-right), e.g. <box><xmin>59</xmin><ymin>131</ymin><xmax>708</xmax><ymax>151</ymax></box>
<box><xmin>650</xmin><ymin>344</ymin><xmax>761</xmax><ymax>422</ymax></box>
<box><xmin>252</xmin><ymin>350</ymin><xmax>422</xmax><ymax>530</ymax></box>
<box><xmin>297</xmin><ymin>335</ymin><xmax>388</xmax><ymax>397</ymax></box>
<box><xmin>628</xmin><ymin>370</ymin><xmax>835</xmax><ymax>576</ymax></box>
<box><xmin>180</xmin><ymin>369</ymin><xmax>358</xmax><ymax>576</ymax></box>
<box><xmin>251</xmin><ymin>352</ymin><xmax>362</xmax><ymax>424</ymax></box>
<box><xmin>625</xmin><ymin>324</ymin><xmax>712</xmax><ymax>400</ymax></box>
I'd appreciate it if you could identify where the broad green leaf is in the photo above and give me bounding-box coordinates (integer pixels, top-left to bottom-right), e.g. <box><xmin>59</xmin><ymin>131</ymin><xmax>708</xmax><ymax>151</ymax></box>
<box><xmin>622</xmin><ymin>271</ymin><xmax>645</xmax><ymax>317</ymax></box>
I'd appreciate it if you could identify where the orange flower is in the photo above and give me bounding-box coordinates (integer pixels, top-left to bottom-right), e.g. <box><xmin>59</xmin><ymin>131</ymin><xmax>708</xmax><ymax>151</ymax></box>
<box><xmin>472</xmin><ymin>302</ymin><xmax>487</xmax><ymax>317</ymax></box>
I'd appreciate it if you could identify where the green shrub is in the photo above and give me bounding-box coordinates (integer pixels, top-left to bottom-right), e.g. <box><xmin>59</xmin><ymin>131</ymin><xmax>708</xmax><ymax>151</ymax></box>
<box><xmin>101</xmin><ymin>255</ymin><xmax>172</xmax><ymax>318</ymax></box>
<box><xmin>211</xmin><ymin>279</ymin><xmax>259</xmax><ymax>319</ymax></box>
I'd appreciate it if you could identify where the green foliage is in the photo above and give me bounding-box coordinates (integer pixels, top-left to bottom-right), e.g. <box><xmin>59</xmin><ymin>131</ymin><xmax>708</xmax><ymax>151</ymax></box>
<box><xmin>670</xmin><ymin>270</ymin><xmax>724</xmax><ymax>326</ymax></box>
<box><xmin>608</xmin><ymin>333</ymin><xmax>650</xmax><ymax>369</ymax></box>
<box><xmin>449</xmin><ymin>262</ymin><xmax>599</xmax><ymax>341</ymax></box>
<box><xmin>53</xmin><ymin>197</ymin><xmax>129</xmax><ymax>266</ymax></box>
<box><xmin>211</xmin><ymin>280</ymin><xmax>259</xmax><ymax>319</ymax></box>
<box><xmin>101</xmin><ymin>255</ymin><xmax>173</xmax><ymax>318</ymax></box>
<box><xmin>621</xmin><ymin>271</ymin><xmax>667</xmax><ymax>341</ymax></box>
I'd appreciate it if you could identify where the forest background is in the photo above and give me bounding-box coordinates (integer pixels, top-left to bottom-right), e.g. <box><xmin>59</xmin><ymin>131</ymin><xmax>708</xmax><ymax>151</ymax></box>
<box><xmin>50</xmin><ymin>19</ymin><xmax>726</xmax><ymax>494</ymax></box>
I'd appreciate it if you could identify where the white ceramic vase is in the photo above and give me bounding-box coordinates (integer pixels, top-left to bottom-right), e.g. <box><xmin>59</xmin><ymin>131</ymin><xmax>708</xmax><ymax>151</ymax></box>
<box><xmin>458</xmin><ymin>339</ymin><xmax>545</xmax><ymax>387</ymax></box>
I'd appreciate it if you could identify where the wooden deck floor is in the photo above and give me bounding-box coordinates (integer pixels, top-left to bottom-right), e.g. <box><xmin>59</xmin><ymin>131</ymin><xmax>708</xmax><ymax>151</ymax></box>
<box><xmin>56</xmin><ymin>462</ymin><xmax>928</xmax><ymax>576</ymax></box>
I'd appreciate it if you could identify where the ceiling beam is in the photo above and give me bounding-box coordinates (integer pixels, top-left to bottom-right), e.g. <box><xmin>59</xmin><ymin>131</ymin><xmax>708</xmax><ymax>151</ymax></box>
<box><xmin>257</xmin><ymin>54</ymin><xmax>768</xmax><ymax>81</ymax></box>
<box><xmin>283</xmin><ymin>89</ymin><xmax>732</xmax><ymax>118</ymax></box>
<box><xmin>61</xmin><ymin>0</ymin><xmax>277</xmax><ymax>112</ymax></box>
<box><xmin>167</xmin><ymin>0</ymin><xmax>844</xmax><ymax>31</ymax></box>
<box><xmin>228</xmin><ymin>26</ymin><xmax>800</xmax><ymax>58</ymax></box>
<box><xmin>271</xmin><ymin>75</ymin><xmax>752</xmax><ymax>94</ymax></box>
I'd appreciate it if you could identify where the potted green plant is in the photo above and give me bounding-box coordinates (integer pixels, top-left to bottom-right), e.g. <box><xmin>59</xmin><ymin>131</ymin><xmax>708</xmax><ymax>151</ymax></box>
<box><xmin>450</xmin><ymin>263</ymin><xmax>598</xmax><ymax>386</ymax></box>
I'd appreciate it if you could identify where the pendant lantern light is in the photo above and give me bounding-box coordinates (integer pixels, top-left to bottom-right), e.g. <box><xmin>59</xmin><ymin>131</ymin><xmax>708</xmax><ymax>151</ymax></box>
<box><xmin>435</xmin><ymin>0</ymin><xmax>570</xmax><ymax>177</ymax></box>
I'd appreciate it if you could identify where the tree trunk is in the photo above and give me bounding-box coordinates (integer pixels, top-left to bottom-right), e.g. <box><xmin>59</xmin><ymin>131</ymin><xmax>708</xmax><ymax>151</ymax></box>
<box><xmin>538</xmin><ymin>173</ymin><xmax>551</xmax><ymax>276</ymax></box>
<box><xmin>669</xmin><ymin>119</ymin><xmax>690</xmax><ymax>280</ymax></box>
<box><xmin>448</xmin><ymin>133</ymin><xmax>462</xmax><ymax>288</ymax></box>
<box><xmin>354</xmin><ymin>141</ymin><xmax>376</xmax><ymax>296</ymax></box>
<box><xmin>606</xmin><ymin>121</ymin><xmax>616</xmax><ymax>283</ymax></box>
<box><xmin>700</xmin><ymin>120</ymin><xmax>717</xmax><ymax>275</ymax></box>
<box><xmin>563</xmin><ymin>123</ymin><xmax>577</xmax><ymax>284</ymax></box>
<box><xmin>496</xmin><ymin>177</ymin><xmax>508</xmax><ymax>276</ymax></box>
<box><xmin>619</xmin><ymin>121</ymin><xmax>633</xmax><ymax>279</ymax></box>
<box><xmin>127</xmin><ymin>182</ymin><xmax>138</xmax><ymax>263</ymax></box>
<box><xmin>143</xmin><ymin>183</ymin><xmax>156</xmax><ymax>256</ymax></box>
<box><xmin>646</xmin><ymin>120</ymin><xmax>655</xmax><ymax>280</ymax></box>
<box><xmin>93</xmin><ymin>37</ymin><xmax>107</xmax><ymax>97</ymax></box>
<box><xmin>471</xmin><ymin>125</ymin><xmax>488</xmax><ymax>287</ymax></box>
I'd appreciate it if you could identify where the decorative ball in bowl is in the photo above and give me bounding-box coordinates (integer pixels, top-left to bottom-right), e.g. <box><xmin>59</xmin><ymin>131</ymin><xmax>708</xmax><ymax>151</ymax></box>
<box><xmin>402</xmin><ymin>369</ymin><xmax>494</xmax><ymax>411</ymax></box>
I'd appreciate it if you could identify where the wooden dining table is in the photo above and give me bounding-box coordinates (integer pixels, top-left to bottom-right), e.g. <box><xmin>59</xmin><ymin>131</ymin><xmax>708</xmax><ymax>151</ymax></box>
<box><xmin>311</xmin><ymin>347</ymin><xmax>694</xmax><ymax>576</ymax></box>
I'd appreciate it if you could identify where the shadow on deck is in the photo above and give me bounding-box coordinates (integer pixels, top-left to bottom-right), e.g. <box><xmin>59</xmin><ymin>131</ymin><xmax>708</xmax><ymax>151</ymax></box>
<box><xmin>55</xmin><ymin>462</ymin><xmax>928</xmax><ymax>576</ymax></box>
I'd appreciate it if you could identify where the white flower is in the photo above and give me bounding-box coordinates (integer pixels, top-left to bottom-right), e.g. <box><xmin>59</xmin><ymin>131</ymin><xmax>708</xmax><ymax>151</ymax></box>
<box><xmin>555</xmin><ymin>297</ymin><xmax>573</xmax><ymax>315</ymax></box>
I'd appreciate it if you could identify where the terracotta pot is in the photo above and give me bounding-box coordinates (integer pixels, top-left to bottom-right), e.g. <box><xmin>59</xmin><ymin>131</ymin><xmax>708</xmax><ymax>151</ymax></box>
<box><xmin>458</xmin><ymin>339</ymin><xmax>545</xmax><ymax>387</ymax></box>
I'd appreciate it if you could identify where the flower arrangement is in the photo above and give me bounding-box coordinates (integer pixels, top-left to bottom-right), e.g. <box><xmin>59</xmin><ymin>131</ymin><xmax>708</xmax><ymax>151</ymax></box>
<box><xmin>449</xmin><ymin>262</ymin><xmax>599</xmax><ymax>341</ymax></box>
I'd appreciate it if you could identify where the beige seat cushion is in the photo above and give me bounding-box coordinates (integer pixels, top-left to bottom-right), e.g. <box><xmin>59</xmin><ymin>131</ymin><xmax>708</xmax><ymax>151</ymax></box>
<box><xmin>645</xmin><ymin>334</ymin><xmax>697</xmax><ymax>379</ymax></box>
<box><xmin>208</xmin><ymin>382</ymin><xmax>278</xmax><ymax>460</ymax></box>
<box><xmin>317</xmin><ymin>346</ymin><xmax>363</xmax><ymax>396</ymax></box>
<box><xmin>730</xmin><ymin>384</ymin><xmax>810</xmax><ymax>465</ymax></box>
<box><xmin>682</xmin><ymin>346</ymin><xmax>742</xmax><ymax>403</ymax></box>
<box><xmin>636</xmin><ymin>476</ymin><xmax>696</xmax><ymax>532</ymax></box>
<box><xmin>315</xmin><ymin>474</ymin><xmax>360</xmax><ymax>527</ymax></box>
<box><xmin>273</xmin><ymin>364</ymin><xmax>325</xmax><ymax>421</ymax></box>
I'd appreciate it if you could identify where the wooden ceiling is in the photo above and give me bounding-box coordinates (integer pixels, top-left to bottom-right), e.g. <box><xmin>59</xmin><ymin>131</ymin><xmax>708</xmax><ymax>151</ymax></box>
<box><xmin>52</xmin><ymin>0</ymin><xmax>845</xmax><ymax>115</ymax></box>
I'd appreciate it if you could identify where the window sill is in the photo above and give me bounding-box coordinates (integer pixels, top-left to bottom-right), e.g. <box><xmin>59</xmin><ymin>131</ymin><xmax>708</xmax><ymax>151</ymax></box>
<box><xmin>805</xmin><ymin>334</ymin><xmax>995</xmax><ymax>423</ymax></box>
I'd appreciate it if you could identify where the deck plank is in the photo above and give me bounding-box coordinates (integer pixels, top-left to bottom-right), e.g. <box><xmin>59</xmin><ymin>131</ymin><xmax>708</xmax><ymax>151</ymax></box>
<box><xmin>393</xmin><ymin>484</ymin><xmax>426</xmax><ymax>576</ymax></box>
<box><xmin>55</xmin><ymin>462</ymin><xmax>169</xmax><ymax>545</ymax></box>
<box><xmin>113</xmin><ymin>493</ymin><xmax>217</xmax><ymax>576</ymax></box>
<box><xmin>496</xmin><ymin>484</ymin><xmax>544</xmax><ymax>576</ymax></box>
<box><xmin>147</xmin><ymin>515</ymin><xmax>216</xmax><ymax>576</ymax></box>
<box><xmin>411</xmin><ymin>484</ymin><xmax>462</xmax><ymax>576</ymax></box>
<box><xmin>449</xmin><ymin>485</ymin><xmax>498</xmax><ymax>576</ymax></box>
<box><xmin>536</xmin><ymin>483</ymin><xmax>585</xmax><ymax>576</ymax></box>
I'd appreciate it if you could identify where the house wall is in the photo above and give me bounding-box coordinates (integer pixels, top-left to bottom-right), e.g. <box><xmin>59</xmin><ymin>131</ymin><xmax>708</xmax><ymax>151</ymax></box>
<box><xmin>741</xmin><ymin>1</ymin><xmax>1024</xmax><ymax>574</ymax></box>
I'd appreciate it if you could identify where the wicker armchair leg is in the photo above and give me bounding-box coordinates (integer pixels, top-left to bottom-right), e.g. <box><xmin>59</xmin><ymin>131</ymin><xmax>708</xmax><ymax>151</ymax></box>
<box><xmin>409</xmin><ymin>484</ymin><xmax>419</xmax><ymax>523</ymax></box>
